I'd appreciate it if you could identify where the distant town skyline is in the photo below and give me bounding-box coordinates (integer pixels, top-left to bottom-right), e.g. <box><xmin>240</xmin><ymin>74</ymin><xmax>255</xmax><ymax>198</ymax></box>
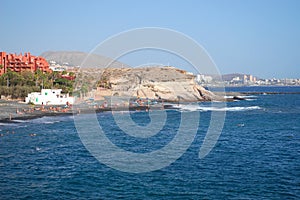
<box><xmin>1</xmin><ymin>0</ymin><xmax>299</xmax><ymax>79</ymax></box>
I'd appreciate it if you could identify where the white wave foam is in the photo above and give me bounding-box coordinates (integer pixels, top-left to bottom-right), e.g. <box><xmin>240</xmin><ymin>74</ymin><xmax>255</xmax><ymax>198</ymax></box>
<box><xmin>224</xmin><ymin>95</ymin><xmax>234</xmax><ymax>98</ymax></box>
<box><xmin>224</xmin><ymin>95</ymin><xmax>257</xmax><ymax>98</ymax></box>
<box><xmin>0</xmin><ymin>122</ymin><xmax>21</xmax><ymax>126</ymax></box>
<box><xmin>36</xmin><ymin>120</ymin><xmax>60</xmax><ymax>124</ymax></box>
<box><xmin>35</xmin><ymin>147</ymin><xmax>41</xmax><ymax>151</ymax></box>
<box><xmin>30</xmin><ymin>116</ymin><xmax>63</xmax><ymax>124</ymax></box>
<box><xmin>176</xmin><ymin>105</ymin><xmax>199</xmax><ymax>112</ymax></box>
<box><xmin>238</xmin><ymin>95</ymin><xmax>257</xmax><ymax>101</ymax></box>
<box><xmin>241</xmin><ymin>95</ymin><xmax>257</xmax><ymax>98</ymax></box>
<box><xmin>218</xmin><ymin>106</ymin><xmax>261</xmax><ymax>111</ymax></box>
<box><xmin>11</xmin><ymin>119</ymin><xmax>27</xmax><ymax>123</ymax></box>
<box><xmin>224</xmin><ymin>95</ymin><xmax>257</xmax><ymax>101</ymax></box>
<box><xmin>172</xmin><ymin>105</ymin><xmax>261</xmax><ymax>112</ymax></box>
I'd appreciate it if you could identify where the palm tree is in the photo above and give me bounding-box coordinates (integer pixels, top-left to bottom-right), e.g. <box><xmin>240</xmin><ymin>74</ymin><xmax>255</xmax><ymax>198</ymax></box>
<box><xmin>34</xmin><ymin>69</ymin><xmax>48</xmax><ymax>89</ymax></box>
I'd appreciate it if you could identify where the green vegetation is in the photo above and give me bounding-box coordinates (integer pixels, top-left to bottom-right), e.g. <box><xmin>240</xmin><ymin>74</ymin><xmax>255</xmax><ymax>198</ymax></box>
<box><xmin>0</xmin><ymin>85</ymin><xmax>40</xmax><ymax>99</ymax></box>
<box><xmin>0</xmin><ymin>70</ymin><xmax>75</xmax><ymax>99</ymax></box>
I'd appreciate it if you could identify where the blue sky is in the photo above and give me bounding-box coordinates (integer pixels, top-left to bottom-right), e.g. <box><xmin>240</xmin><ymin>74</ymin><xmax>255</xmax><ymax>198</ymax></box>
<box><xmin>0</xmin><ymin>0</ymin><xmax>299</xmax><ymax>78</ymax></box>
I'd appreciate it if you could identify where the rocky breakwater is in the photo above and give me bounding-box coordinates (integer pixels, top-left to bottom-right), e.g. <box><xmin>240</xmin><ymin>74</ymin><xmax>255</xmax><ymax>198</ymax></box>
<box><xmin>95</xmin><ymin>66</ymin><xmax>222</xmax><ymax>102</ymax></box>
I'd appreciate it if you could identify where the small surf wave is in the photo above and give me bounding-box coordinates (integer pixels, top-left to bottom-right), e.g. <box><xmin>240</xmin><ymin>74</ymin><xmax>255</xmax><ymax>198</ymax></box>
<box><xmin>224</xmin><ymin>95</ymin><xmax>257</xmax><ymax>99</ymax></box>
<box><xmin>176</xmin><ymin>105</ymin><xmax>199</xmax><ymax>112</ymax></box>
<box><xmin>11</xmin><ymin>119</ymin><xmax>28</xmax><ymax>123</ymax></box>
<box><xmin>224</xmin><ymin>95</ymin><xmax>257</xmax><ymax>102</ymax></box>
<box><xmin>1</xmin><ymin>116</ymin><xmax>66</xmax><ymax>126</ymax></box>
<box><xmin>240</xmin><ymin>95</ymin><xmax>257</xmax><ymax>101</ymax></box>
<box><xmin>239</xmin><ymin>95</ymin><xmax>257</xmax><ymax>98</ymax></box>
<box><xmin>31</xmin><ymin>117</ymin><xmax>62</xmax><ymax>124</ymax></box>
<box><xmin>171</xmin><ymin>105</ymin><xmax>262</xmax><ymax>112</ymax></box>
<box><xmin>43</xmin><ymin>121</ymin><xmax>61</xmax><ymax>124</ymax></box>
<box><xmin>0</xmin><ymin>122</ymin><xmax>27</xmax><ymax>128</ymax></box>
<box><xmin>217</xmin><ymin>106</ymin><xmax>261</xmax><ymax>111</ymax></box>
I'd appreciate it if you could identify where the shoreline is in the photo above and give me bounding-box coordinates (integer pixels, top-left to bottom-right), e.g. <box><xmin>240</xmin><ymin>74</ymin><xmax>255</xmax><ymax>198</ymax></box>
<box><xmin>0</xmin><ymin>104</ymin><xmax>170</xmax><ymax>124</ymax></box>
<box><xmin>0</xmin><ymin>112</ymin><xmax>74</xmax><ymax>123</ymax></box>
<box><xmin>1</xmin><ymin>91</ymin><xmax>299</xmax><ymax>124</ymax></box>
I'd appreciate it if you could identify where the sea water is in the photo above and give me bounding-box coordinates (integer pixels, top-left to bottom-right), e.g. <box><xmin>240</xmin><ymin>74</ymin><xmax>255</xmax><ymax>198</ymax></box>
<box><xmin>0</xmin><ymin>87</ymin><xmax>299</xmax><ymax>199</ymax></box>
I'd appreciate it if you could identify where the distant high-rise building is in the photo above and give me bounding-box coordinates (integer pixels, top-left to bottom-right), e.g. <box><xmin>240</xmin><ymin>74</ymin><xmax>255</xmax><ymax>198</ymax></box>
<box><xmin>0</xmin><ymin>52</ymin><xmax>51</xmax><ymax>75</ymax></box>
<box><xmin>243</xmin><ymin>74</ymin><xmax>248</xmax><ymax>83</ymax></box>
<box><xmin>249</xmin><ymin>75</ymin><xmax>253</xmax><ymax>82</ymax></box>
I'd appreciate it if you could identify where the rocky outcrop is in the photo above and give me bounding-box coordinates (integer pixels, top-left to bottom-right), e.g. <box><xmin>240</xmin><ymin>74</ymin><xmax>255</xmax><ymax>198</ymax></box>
<box><xmin>94</xmin><ymin>66</ymin><xmax>220</xmax><ymax>102</ymax></box>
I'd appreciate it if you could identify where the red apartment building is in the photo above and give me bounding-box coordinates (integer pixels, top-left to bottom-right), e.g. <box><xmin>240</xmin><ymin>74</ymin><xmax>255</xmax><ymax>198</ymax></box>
<box><xmin>0</xmin><ymin>52</ymin><xmax>51</xmax><ymax>75</ymax></box>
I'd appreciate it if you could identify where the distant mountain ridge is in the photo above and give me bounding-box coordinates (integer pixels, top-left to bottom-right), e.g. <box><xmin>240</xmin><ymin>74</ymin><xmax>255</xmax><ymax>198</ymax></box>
<box><xmin>40</xmin><ymin>51</ymin><xmax>130</xmax><ymax>68</ymax></box>
<box><xmin>40</xmin><ymin>51</ymin><xmax>259</xmax><ymax>81</ymax></box>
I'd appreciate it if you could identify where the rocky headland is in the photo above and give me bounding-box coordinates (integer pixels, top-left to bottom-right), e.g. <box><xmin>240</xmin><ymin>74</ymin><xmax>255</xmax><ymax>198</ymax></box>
<box><xmin>77</xmin><ymin>66</ymin><xmax>224</xmax><ymax>102</ymax></box>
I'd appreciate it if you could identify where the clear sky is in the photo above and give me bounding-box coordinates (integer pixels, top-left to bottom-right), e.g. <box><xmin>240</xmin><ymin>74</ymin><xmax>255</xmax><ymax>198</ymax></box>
<box><xmin>1</xmin><ymin>0</ymin><xmax>299</xmax><ymax>78</ymax></box>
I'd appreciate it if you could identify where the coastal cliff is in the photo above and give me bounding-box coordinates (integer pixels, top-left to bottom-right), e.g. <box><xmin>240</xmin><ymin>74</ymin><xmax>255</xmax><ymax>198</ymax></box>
<box><xmin>84</xmin><ymin>66</ymin><xmax>220</xmax><ymax>102</ymax></box>
<box><xmin>41</xmin><ymin>51</ymin><xmax>221</xmax><ymax>102</ymax></box>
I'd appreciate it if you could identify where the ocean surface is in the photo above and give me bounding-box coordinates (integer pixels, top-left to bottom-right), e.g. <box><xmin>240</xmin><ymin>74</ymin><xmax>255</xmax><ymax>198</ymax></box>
<box><xmin>0</xmin><ymin>86</ymin><xmax>299</xmax><ymax>199</ymax></box>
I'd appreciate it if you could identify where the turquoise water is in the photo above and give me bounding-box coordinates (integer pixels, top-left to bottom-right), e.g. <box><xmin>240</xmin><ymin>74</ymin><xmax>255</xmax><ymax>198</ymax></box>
<box><xmin>0</xmin><ymin>87</ymin><xmax>299</xmax><ymax>199</ymax></box>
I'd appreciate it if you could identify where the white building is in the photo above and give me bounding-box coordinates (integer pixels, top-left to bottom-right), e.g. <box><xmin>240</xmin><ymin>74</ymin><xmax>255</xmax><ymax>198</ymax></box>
<box><xmin>232</xmin><ymin>77</ymin><xmax>240</xmax><ymax>81</ymax></box>
<box><xmin>49</xmin><ymin>66</ymin><xmax>67</xmax><ymax>72</ymax></box>
<box><xmin>25</xmin><ymin>89</ymin><xmax>74</xmax><ymax>105</ymax></box>
<box><xmin>196</xmin><ymin>74</ymin><xmax>213</xmax><ymax>83</ymax></box>
<box><xmin>48</xmin><ymin>60</ymin><xmax>68</xmax><ymax>72</ymax></box>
